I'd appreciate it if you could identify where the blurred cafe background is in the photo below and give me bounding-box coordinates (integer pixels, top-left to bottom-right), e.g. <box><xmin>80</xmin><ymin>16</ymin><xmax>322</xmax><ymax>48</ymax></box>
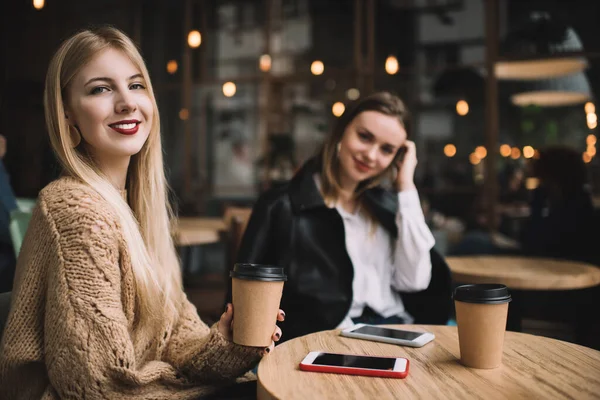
<box><xmin>2</xmin><ymin>0</ymin><xmax>600</xmax><ymax>348</ymax></box>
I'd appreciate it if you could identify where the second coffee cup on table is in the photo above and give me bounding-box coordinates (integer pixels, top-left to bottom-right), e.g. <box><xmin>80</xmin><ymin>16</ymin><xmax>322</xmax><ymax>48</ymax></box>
<box><xmin>453</xmin><ymin>284</ymin><xmax>512</xmax><ymax>369</ymax></box>
<box><xmin>230</xmin><ymin>263</ymin><xmax>287</xmax><ymax>347</ymax></box>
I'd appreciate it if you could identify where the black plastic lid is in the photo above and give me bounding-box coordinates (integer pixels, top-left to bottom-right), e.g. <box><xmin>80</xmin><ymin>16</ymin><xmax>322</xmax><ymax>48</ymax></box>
<box><xmin>453</xmin><ymin>284</ymin><xmax>512</xmax><ymax>305</ymax></box>
<box><xmin>230</xmin><ymin>263</ymin><xmax>287</xmax><ymax>282</ymax></box>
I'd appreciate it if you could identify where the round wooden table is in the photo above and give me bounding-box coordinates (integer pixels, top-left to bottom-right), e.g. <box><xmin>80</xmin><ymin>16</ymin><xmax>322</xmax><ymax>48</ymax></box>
<box><xmin>446</xmin><ymin>256</ymin><xmax>600</xmax><ymax>290</ymax></box>
<box><xmin>257</xmin><ymin>325</ymin><xmax>600</xmax><ymax>399</ymax></box>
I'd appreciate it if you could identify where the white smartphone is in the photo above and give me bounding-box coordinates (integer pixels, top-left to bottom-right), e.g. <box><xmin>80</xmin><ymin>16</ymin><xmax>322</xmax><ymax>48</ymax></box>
<box><xmin>340</xmin><ymin>323</ymin><xmax>435</xmax><ymax>347</ymax></box>
<box><xmin>299</xmin><ymin>351</ymin><xmax>409</xmax><ymax>378</ymax></box>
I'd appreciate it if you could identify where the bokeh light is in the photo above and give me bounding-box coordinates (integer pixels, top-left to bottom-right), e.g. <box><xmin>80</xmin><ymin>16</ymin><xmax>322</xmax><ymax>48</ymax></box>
<box><xmin>332</xmin><ymin>102</ymin><xmax>345</xmax><ymax>117</ymax></box>
<box><xmin>444</xmin><ymin>144</ymin><xmax>457</xmax><ymax>157</ymax></box>
<box><xmin>259</xmin><ymin>54</ymin><xmax>272</xmax><ymax>72</ymax></box>
<box><xmin>166</xmin><ymin>60</ymin><xmax>178</xmax><ymax>74</ymax></box>
<box><xmin>347</xmin><ymin>88</ymin><xmax>360</xmax><ymax>100</ymax></box>
<box><xmin>469</xmin><ymin>153</ymin><xmax>480</xmax><ymax>165</ymax></box>
<box><xmin>311</xmin><ymin>60</ymin><xmax>324</xmax><ymax>75</ymax></box>
<box><xmin>475</xmin><ymin>146</ymin><xmax>487</xmax><ymax>159</ymax></box>
<box><xmin>179</xmin><ymin>108</ymin><xmax>189</xmax><ymax>120</ymax></box>
<box><xmin>585</xmin><ymin>102</ymin><xmax>595</xmax><ymax>114</ymax></box>
<box><xmin>456</xmin><ymin>100</ymin><xmax>469</xmax><ymax>116</ymax></box>
<box><xmin>511</xmin><ymin>147</ymin><xmax>521</xmax><ymax>159</ymax></box>
<box><xmin>222</xmin><ymin>82</ymin><xmax>237</xmax><ymax>97</ymax></box>
<box><xmin>385</xmin><ymin>56</ymin><xmax>399</xmax><ymax>75</ymax></box>
<box><xmin>187</xmin><ymin>30</ymin><xmax>201</xmax><ymax>48</ymax></box>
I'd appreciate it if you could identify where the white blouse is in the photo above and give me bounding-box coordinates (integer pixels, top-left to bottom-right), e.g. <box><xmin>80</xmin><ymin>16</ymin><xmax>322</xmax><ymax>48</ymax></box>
<box><xmin>333</xmin><ymin>189</ymin><xmax>436</xmax><ymax>329</ymax></box>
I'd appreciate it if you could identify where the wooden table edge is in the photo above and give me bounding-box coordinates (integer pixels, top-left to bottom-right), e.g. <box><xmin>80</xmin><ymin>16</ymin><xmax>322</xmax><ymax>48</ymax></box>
<box><xmin>256</xmin><ymin>325</ymin><xmax>600</xmax><ymax>400</ymax></box>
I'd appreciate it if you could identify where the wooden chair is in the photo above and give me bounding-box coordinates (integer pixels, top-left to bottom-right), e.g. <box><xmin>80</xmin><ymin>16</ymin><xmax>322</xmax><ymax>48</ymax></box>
<box><xmin>185</xmin><ymin>207</ymin><xmax>253</xmax><ymax>325</ymax></box>
<box><xmin>223</xmin><ymin>206</ymin><xmax>253</xmax><ymax>268</ymax></box>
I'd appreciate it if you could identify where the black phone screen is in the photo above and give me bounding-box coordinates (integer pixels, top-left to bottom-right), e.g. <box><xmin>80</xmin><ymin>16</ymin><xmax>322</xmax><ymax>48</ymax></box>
<box><xmin>353</xmin><ymin>325</ymin><xmax>423</xmax><ymax>341</ymax></box>
<box><xmin>312</xmin><ymin>353</ymin><xmax>397</xmax><ymax>370</ymax></box>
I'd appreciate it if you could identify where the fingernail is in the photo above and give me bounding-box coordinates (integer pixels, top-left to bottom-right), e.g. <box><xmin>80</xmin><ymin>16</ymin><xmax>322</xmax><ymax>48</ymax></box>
<box><xmin>280</xmin><ymin>311</ymin><xmax>286</xmax><ymax>319</ymax></box>
<box><xmin>275</xmin><ymin>332</ymin><xmax>280</xmax><ymax>339</ymax></box>
<box><xmin>264</xmin><ymin>347</ymin><xmax>271</xmax><ymax>353</ymax></box>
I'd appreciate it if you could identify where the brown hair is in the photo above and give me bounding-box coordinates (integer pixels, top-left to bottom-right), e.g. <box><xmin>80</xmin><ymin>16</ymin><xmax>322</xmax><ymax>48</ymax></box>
<box><xmin>317</xmin><ymin>91</ymin><xmax>410</xmax><ymax>206</ymax></box>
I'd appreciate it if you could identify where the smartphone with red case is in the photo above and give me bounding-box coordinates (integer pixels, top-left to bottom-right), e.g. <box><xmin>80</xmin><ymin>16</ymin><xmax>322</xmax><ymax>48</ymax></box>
<box><xmin>299</xmin><ymin>351</ymin><xmax>409</xmax><ymax>379</ymax></box>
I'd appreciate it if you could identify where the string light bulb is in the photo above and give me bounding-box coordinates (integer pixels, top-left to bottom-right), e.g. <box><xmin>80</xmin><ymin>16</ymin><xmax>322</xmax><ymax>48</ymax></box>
<box><xmin>222</xmin><ymin>82</ymin><xmax>236</xmax><ymax>97</ymax></box>
<box><xmin>586</xmin><ymin>134</ymin><xmax>597</xmax><ymax>146</ymax></box>
<box><xmin>166</xmin><ymin>60</ymin><xmax>178</xmax><ymax>74</ymax></box>
<box><xmin>187</xmin><ymin>30</ymin><xmax>201</xmax><ymax>48</ymax></box>
<box><xmin>259</xmin><ymin>54</ymin><xmax>272</xmax><ymax>72</ymax></box>
<box><xmin>456</xmin><ymin>100</ymin><xmax>469</xmax><ymax>116</ymax></box>
<box><xmin>511</xmin><ymin>147</ymin><xmax>521</xmax><ymax>159</ymax></box>
<box><xmin>311</xmin><ymin>60</ymin><xmax>324</xmax><ymax>75</ymax></box>
<box><xmin>444</xmin><ymin>144</ymin><xmax>457</xmax><ymax>157</ymax></box>
<box><xmin>585</xmin><ymin>102</ymin><xmax>595</xmax><ymax>114</ymax></box>
<box><xmin>385</xmin><ymin>56</ymin><xmax>399</xmax><ymax>75</ymax></box>
<box><xmin>475</xmin><ymin>146</ymin><xmax>487</xmax><ymax>159</ymax></box>
<box><xmin>332</xmin><ymin>102</ymin><xmax>345</xmax><ymax>117</ymax></box>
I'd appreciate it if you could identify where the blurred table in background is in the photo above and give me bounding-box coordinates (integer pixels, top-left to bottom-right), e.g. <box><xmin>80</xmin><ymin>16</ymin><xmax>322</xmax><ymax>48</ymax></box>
<box><xmin>447</xmin><ymin>255</ymin><xmax>600</xmax><ymax>334</ymax></box>
<box><xmin>446</xmin><ymin>255</ymin><xmax>600</xmax><ymax>290</ymax></box>
<box><xmin>173</xmin><ymin>217</ymin><xmax>227</xmax><ymax>246</ymax></box>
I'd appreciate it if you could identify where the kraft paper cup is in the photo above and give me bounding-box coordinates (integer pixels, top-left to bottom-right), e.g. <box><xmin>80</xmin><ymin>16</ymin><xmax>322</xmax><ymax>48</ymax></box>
<box><xmin>230</xmin><ymin>263</ymin><xmax>287</xmax><ymax>347</ymax></box>
<box><xmin>453</xmin><ymin>284</ymin><xmax>512</xmax><ymax>369</ymax></box>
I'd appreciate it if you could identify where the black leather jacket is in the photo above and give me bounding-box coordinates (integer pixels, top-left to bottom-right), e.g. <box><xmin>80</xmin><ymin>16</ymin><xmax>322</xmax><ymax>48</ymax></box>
<box><xmin>232</xmin><ymin>158</ymin><xmax>452</xmax><ymax>341</ymax></box>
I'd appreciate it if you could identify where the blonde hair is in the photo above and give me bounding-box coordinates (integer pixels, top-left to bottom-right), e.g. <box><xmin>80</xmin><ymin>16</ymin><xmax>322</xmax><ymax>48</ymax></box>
<box><xmin>43</xmin><ymin>27</ymin><xmax>182</xmax><ymax>332</ymax></box>
<box><xmin>318</xmin><ymin>91</ymin><xmax>410</xmax><ymax>207</ymax></box>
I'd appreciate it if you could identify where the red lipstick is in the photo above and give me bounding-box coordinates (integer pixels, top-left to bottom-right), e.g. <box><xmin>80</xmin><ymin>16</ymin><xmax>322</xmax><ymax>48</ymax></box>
<box><xmin>109</xmin><ymin>119</ymin><xmax>141</xmax><ymax>135</ymax></box>
<box><xmin>354</xmin><ymin>158</ymin><xmax>372</xmax><ymax>173</ymax></box>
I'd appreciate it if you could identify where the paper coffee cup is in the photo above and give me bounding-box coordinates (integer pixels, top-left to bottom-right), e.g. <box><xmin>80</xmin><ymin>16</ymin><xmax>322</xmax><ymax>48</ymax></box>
<box><xmin>230</xmin><ymin>263</ymin><xmax>287</xmax><ymax>347</ymax></box>
<box><xmin>453</xmin><ymin>284</ymin><xmax>511</xmax><ymax>369</ymax></box>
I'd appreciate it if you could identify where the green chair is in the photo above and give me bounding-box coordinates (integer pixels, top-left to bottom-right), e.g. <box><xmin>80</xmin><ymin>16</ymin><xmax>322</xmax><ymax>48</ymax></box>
<box><xmin>15</xmin><ymin>197</ymin><xmax>36</xmax><ymax>212</ymax></box>
<box><xmin>9</xmin><ymin>209</ymin><xmax>32</xmax><ymax>257</ymax></box>
<box><xmin>0</xmin><ymin>291</ymin><xmax>11</xmax><ymax>341</ymax></box>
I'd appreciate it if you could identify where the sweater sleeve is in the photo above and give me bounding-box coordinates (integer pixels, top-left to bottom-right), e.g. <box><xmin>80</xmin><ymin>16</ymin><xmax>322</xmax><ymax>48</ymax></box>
<box><xmin>42</xmin><ymin>196</ymin><xmax>258</xmax><ymax>400</ymax></box>
<box><xmin>390</xmin><ymin>189</ymin><xmax>435</xmax><ymax>292</ymax></box>
<box><xmin>164</xmin><ymin>299</ymin><xmax>262</xmax><ymax>382</ymax></box>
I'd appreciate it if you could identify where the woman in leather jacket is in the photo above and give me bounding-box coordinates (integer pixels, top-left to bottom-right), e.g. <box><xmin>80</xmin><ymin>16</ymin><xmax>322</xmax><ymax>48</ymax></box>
<box><xmin>232</xmin><ymin>92</ymin><xmax>450</xmax><ymax>341</ymax></box>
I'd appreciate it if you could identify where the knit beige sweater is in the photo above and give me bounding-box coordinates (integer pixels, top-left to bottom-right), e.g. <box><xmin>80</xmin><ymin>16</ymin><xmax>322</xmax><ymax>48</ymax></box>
<box><xmin>0</xmin><ymin>177</ymin><xmax>262</xmax><ymax>399</ymax></box>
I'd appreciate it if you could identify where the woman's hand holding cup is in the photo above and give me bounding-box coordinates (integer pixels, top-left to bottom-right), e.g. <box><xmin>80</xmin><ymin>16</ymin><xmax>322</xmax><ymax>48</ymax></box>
<box><xmin>219</xmin><ymin>303</ymin><xmax>285</xmax><ymax>355</ymax></box>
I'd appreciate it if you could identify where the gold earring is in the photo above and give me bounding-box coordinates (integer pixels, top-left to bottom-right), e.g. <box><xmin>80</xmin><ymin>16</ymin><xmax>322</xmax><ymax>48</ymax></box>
<box><xmin>69</xmin><ymin>125</ymin><xmax>81</xmax><ymax>148</ymax></box>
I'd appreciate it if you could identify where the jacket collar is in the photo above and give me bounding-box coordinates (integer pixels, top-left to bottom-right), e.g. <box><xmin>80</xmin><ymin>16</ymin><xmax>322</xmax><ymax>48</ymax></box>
<box><xmin>288</xmin><ymin>158</ymin><xmax>400</xmax><ymax>237</ymax></box>
<box><xmin>288</xmin><ymin>158</ymin><xmax>327</xmax><ymax>212</ymax></box>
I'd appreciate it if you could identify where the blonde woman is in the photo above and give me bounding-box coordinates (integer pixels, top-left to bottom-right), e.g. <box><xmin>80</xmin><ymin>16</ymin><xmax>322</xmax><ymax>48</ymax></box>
<box><xmin>234</xmin><ymin>92</ymin><xmax>452</xmax><ymax>341</ymax></box>
<box><xmin>0</xmin><ymin>27</ymin><xmax>282</xmax><ymax>399</ymax></box>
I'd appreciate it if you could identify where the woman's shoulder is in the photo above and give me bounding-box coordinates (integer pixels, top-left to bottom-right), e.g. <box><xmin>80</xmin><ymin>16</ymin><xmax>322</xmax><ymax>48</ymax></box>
<box><xmin>38</xmin><ymin>177</ymin><xmax>119</xmax><ymax>227</ymax></box>
<box><xmin>40</xmin><ymin>176</ymin><xmax>99</xmax><ymax>198</ymax></box>
<box><xmin>258</xmin><ymin>183</ymin><xmax>292</xmax><ymax>204</ymax></box>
